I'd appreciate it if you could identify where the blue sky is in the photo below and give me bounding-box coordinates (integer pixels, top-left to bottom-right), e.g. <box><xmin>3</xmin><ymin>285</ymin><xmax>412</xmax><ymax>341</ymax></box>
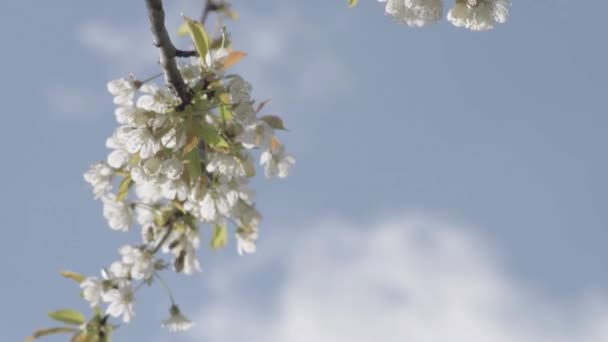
<box><xmin>1</xmin><ymin>0</ymin><xmax>607</xmax><ymax>341</ymax></box>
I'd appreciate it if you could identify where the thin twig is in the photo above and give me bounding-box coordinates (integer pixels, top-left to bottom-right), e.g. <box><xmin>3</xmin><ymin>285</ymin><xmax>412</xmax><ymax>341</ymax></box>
<box><xmin>175</xmin><ymin>49</ymin><xmax>198</xmax><ymax>57</ymax></box>
<box><xmin>201</xmin><ymin>0</ymin><xmax>220</xmax><ymax>25</ymax></box>
<box><xmin>152</xmin><ymin>225</ymin><xmax>174</xmax><ymax>254</ymax></box>
<box><xmin>144</xmin><ymin>0</ymin><xmax>192</xmax><ymax>110</ymax></box>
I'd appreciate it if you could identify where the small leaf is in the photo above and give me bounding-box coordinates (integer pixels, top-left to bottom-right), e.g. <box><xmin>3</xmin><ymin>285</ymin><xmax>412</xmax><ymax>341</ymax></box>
<box><xmin>255</xmin><ymin>98</ymin><xmax>272</xmax><ymax>113</ymax></box>
<box><xmin>223</xmin><ymin>51</ymin><xmax>247</xmax><ymax>69</ymax></box>
<box><xmin>115</xmin><ymin>176</ymin><xmax>132</xmax><ymax>202</ymax></box>
<box><xmin>260</xmin><ymin>115</ymin><xmax>288</xmax><ymax>130</ymax></box>
<box><xmin>182</xmin><ymin>16</ymin><xmax>210</xmax><ymax>64</ymax></box>
<box><xmin>70</xmin><ymin>331</ymin><xmax>90</xmax><ymax>342</ymax></box>
<box><xmin>197</xmin><ymin>123</ymin><xmax>230</xmax><ymax>149</ymax></box>
<box><xmin>177</xmin><ymin>22</ymin><xmax>189</xmax><ymax>37</ymax></box>
<box><xmin>218</xmin><ymin>105</ymin><xmax>233</xmax><ymax>121</ymax></box>
<box><xmin>210</xmin><ymin>224</ymin><xmax>228</xmax><ymax>249</ymax></box>
<box><xmin>348</xmin><ymin>0</ymin><xmax>359</xmax><ymax>8</ymax></box>
<box><xmin>219</xmin><ymin>92</ymin><xmax>231</xmax><ymax>105</ymax></box>
<box><xmin>27</xmin><ymin>327</ymin><xmax>79</xmax><ymax>341</ymax></box>
<box><xmin>185</xmin><ymin>148</ymin><xmax>203</xmax><ymax>183</ymax></box>
<box><xmin>60</xmin><ymin>271</ymin><xmax>85</xmax><ymax>284</ymax></box>
<box><xmin>48</xmin><ymin>310</ymin><xmax>86</xmax><ymax>326</ymax></box>
<box><xmin>182</xmin><ymin>134</ymin><xmax>200</xmax><ymax>156</ymax></box>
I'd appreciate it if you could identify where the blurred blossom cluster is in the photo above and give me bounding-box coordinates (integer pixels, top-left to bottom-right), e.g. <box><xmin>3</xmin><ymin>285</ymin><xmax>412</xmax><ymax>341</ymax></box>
<box><xmin>377</xmin><ymin>0</ymin><xmax>510</xmax><ymax>30</ymax></box>
<box><xmin>82</xmin><ymin>44</ymin><xmax>294</xmax><ymax>328</ymax></box>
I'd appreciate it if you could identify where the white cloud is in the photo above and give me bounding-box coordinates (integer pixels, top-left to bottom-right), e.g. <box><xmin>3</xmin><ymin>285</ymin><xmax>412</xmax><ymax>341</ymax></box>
<box><xmin>191</xmin><ymin>214</ymin><xmax>608</xmax><ymax>342</ymax></box>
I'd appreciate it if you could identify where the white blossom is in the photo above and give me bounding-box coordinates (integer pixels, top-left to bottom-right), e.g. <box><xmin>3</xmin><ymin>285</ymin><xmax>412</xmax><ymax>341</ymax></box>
<box><xmin>161</xmin><ymin>179</ymin><xmax>188</xmax><ymax>201</ymax></box>
<box><xmin>227</xmin><ymin>180</ymin><xmax>255</xmax><ymax>205</ymax></box>
<box><xmin>107</xmin><ymin>149</ymin><xmax>130</xmax><ymax>169</ymax></box>
<box><xmin>233</xmin><ymin>102</ymin><xmax>256</xmax><ymax>126</ymax></box>
<box><xmin>206</xmin><ymin>153</ymin><xmax>247</xmax><ymax>179</ymax></box>
<box><xmin>162</xmin><ymin>157</ymin><xmax>184</xmax><ymax>180</ymax></box>
<box><xmin>84</xmin><ymin>162</ymin><xmax>113</xmax><ymax>199</ymax></box>
<box><xmin>136</xmin><ymin>85</ymin><xmax>177</xmax><ymax>114</ymax></box>
<box><xmin>102</xmin><ymin>195</ymin><xmax>133</xmax><ymax>231</ymax></box>
<box><xmin>198</xmin><ymin>185</ymin><xmax>235</xmax><ymax>223</ymax></box>
<box><xmin>80</xmin><ymin>277</ymin><xmax>103</xmax><ymax>307</ymax></box>
<box><xmin>228</xmin><ymin>75</ymin><xmax>252</xmax><ymax>104</ymax></box>
<box><xmin>107</xmin><ymin>78</ymin><xmax>136</xmax><ymax>106</ymax></box>
<box><xmin>161</xmin><ymin>228</ymin><xmax>201</xmax><ymax>275</ymax></box>
<box><xmin>379</xmin><ymin>0</ymin><xmax>443</xmax><ymax>27</ymax></box>
<box><xmin>178</xmin><ymin>59</ymin><xmax>203</xmax><ymax>86</ymax></box>
<box><xmin>135</xmin><ymin>206</ymin><xmax>155</xmax><ymax>226</ymax></box>
<box><xmin>105</xmin><ymin>135</ymin><xmax>132</xmax><ymax>169</ymax></box>
<box><xmin>142</xmin><ymin>157</ymin><xmax>162</xmax><ymax>178</ymax></box>
<box><xmin>119</xmin><ymin>245</ymin><xmax>154</xmax><ymax>280</ymax></box>
<box><xmin>260</xmin><ymin>142</ymin><xmax>295</xmax><ymax>179</ymax></box>
<box><xmin>204</xmin><ymin>48</ymin><xmax>229</xmax><ymax>71</ymax></box>
<box><xmin>124</xmin><ymin>128</ymin><xmax>160</xmax><ymax>159</ymax></box>
<box><xmin>102</xmin><ymin>281</ymin><xmax>135</xmax><ymax>323</ymax></box>
<box><xmin>162</xmin><ymin>305</ymin><xmax>194</xmax><ymax>332</ymax></box>
<box><xmin>107</xmin><ymin>261</ymin><xmax>131</xmax><ymax>279</ymax></box>
<box><xmin>135</xmin><ymin>181</ymin><xmax>164</xmax><ymax>204</ymax></box>
<box><xmin>111</xmin><ymin>125</ymin><xmax>134</xmax><ymax>146</ymax></box>
<box><xmin>181</xmin><ymin>243</ymin><xmax>201</xmax><ymax>275</ymax></box>
<box><xmin>231</xmin><ymin>201</ymin><xmax>261</xmax><ymax>228</ymax></box>
<box><xmin>236</xmin><ymin>225</ymin><xmax>258</xmax><ymax>255</ymax></box>
<box><xmin>114</xmin><ymin>106</ymin><xmax>148</xmax><ymax>127</ymax></box>
<box><xmin>237</xmin><ymin>121</ymin><xmax>274</xmax><ymax>149</ymax></box>
<box><xmin>447</xmin><ymin>0</ymin><xmax>510</xmax><ymax>31</ymax></box>
<box><xmin>161</xmin><ymin>127</ymin><xmax>187</xmax><ymax>150</ymax></box>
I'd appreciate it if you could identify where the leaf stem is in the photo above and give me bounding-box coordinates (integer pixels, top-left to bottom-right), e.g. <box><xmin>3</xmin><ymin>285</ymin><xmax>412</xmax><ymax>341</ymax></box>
<box><xmin>154</xmin><ymin>272</ymin><xmax>176</xmax><ymax>305</ymax></box>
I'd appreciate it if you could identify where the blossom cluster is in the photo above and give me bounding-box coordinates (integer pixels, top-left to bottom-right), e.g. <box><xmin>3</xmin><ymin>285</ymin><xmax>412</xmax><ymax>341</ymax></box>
<box><xmin>378</xmin><ymin>0</ymin><xmax>510</xmax><ymax>30</ymax></box>
<box><xmin>82</xmin><ymin>46</ymin><xmax>294</xmax><ymax>329</ymax></box>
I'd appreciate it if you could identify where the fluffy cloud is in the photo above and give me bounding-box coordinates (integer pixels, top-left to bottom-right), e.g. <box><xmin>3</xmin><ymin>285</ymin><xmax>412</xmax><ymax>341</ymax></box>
<box><xmin>191</xmin><ymin>215</ymin><xmax>608</xmax><ymax>342</ymax></box>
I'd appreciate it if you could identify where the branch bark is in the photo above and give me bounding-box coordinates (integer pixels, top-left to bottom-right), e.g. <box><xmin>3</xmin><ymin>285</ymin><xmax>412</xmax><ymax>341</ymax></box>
<box><xmin>145</xmin><ymin>0</ymin><xmax>192</xmax><ymax>110</ymax></box>
<box><xmin>201</xmin><ymin>0</ymin><xmax>218</xmax><ymax>25</ymax></box>
<box><xmin>175</xmin><ymin>49</ymin><xmax>198</xmax><ymax>58</ymax></box>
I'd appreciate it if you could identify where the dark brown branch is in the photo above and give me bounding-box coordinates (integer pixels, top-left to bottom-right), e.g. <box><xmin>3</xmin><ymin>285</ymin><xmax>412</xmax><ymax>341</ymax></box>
<box><xmin>201</xmin><ymin>0</ymin><xmax>220</xmax><ymax>24</ymax></box>
<box><xmin>145</xmin><ymin>0</ymin><xmax>192</xmax><ymax>110</ymax></box>
<box><xmin>175</xmin><ymin>49</ymin><xmax>198</xmax><ymax>57</ymax></box>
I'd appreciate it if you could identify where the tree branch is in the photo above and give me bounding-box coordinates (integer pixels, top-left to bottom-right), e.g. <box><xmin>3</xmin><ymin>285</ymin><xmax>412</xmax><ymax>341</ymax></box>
<box><xmin>145</xmin><ymin>0</ymin><xmax>192</xmax><ymax>110</ymax></box>
<box><xmin>175</xmin><ymin>49</ymin><xmax>198</xmax><ymax>58</ymax></box>
<box><xmin>201</xmin><ymin>0</ymin><xmax>219</xmax><ymax>25</ymax></box>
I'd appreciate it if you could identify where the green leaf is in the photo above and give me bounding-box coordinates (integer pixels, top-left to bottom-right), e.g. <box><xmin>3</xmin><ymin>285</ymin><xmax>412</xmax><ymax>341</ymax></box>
<box><xmin>70</xmin><ymin>331</ymin><xmax>90</xmax><ymax>342</ymax></box>
<box><xmin>218</xmin><ymin>104</ymin><xmax>233</xmax><ymax>121</ymax></box>
<box><xmin>48</xmin><ymin>310</ymin><xmax>86</xmax><ymax>326</ymax></box>
<box><xmin>348</xmin><ymin>0</ymin><xmax>359</xmax><ymax>8</ymax></box>
<box><xmin>182</xmin><ymin>135</ymin><xmax>200</xmax><ymax>156</ymax></box>
<box><xmin>26</xmin><ymin>327</ymin><xmax>79</xmax><ymax>341</ymax></box>
<box><xmin>177</xmin><ymin>22</ymin><xmax>189</xmax><ymax>37</ymax></box>
<box><xmin>185</xmin><ymin>146</ymin><xmax>203</xmax><ymax>183</ymax></box>
<box><xmin>260</xmin><ymin>115</ymin><xmax>288</xmax><ymax>130</ymax></box>
<box><xmin>60</xmin><ymin>271</ymin><xmax>85</xmax><ymax>284</ymax></box>
<box><xmin>182</xmin><ymin>16</ymin><xmax>210</xmax><ymax>63</ymax></box>
<box><xmin>210</xmin><ymin>223</ymin><xmax>228</xmax><ymax>249</ymax></box>
<box><xmin>116</xmin><ymin>176</ymin><xmax>132</xmax><ymax>202</ymax></box>
<box><xmin>196</xmin><ymin>123</ymin><xmax>230</xmax><ymax>149</ymax></box>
